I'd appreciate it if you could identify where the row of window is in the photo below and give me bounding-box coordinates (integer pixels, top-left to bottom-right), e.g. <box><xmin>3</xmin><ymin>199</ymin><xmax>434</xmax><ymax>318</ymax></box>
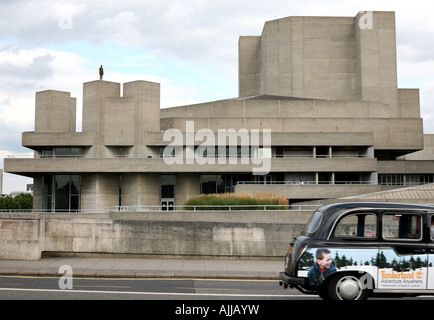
<box><xmin>334</xmin><ymin>212</ymin><xmax>432</xmax><ymax>241</ymax></box>
<box><xmin>40</xmin><ymin>148</ymin><xmax>82</xmax><ymax>158</ymax></box>
<box><xmin>37</xmin><ymin>146</ymin><xmax>370</xmax><ymax>159</ymax></box>
<box><xmin>378</xmin><ymin>174</ymin><xmax>434</xmax><ymax>186</ymax></box>
<box><xmin>40</xmin><ymin>173</ymin><xmax>434</xmax><ymax>212</ymax></box>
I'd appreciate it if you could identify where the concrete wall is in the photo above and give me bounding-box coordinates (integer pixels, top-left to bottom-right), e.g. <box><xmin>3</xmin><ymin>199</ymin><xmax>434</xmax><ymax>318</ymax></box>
<box><xmin>402</xmin><ymin>135</ymin><xmax>434</xmax><ymax>160</ymax></box>
<box><xmin>239</xmin><ymin>12</ymin><xmax>401</xmax><ymax>110</ymax></box>
<box><xmin>0</xmin><ymin>211</ymin><xmax>313</xmax><ymax>260</ymax></box>
<box><xmin>35</xmin><ymin>90</ymin><xmax>76</xmax><ymax>133</ymax></box>
<box><xmin>0</xmin><ymin>214</ymin><xmax>44</xmax><ymax>260</ymax></box>
<box><xmin>82</xmin><ymin>80</ymin><xmax>160</xmax><ymax>155</ymax></box>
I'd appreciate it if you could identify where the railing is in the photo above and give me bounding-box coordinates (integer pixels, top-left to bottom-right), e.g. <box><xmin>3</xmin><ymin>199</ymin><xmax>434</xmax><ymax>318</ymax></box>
<box><xmin>6</xmin><ymin>154</ymin><xmax>373</xmax><ymax>159</ymax></box>
<box><xmin>0</xmin><ymin>209</ymin><xmax>107</xmax><ymax>214</ymax></box>
<box><xmin>114</xmin><ymin>204</ymin><xmax>320</xmax><ymax>212</ymax></box>
<box><xmin>237</xmin><ymin>180</ymin><xmax>377</xmax><ymax>185</ymax></box>
<box><xmin>0</xmin><ymin>205</ymin><xmax>320</xmax><ymax>214</ymax></box>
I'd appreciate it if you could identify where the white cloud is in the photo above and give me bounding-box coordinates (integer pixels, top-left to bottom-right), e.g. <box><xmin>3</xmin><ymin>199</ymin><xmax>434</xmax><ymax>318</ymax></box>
<box><xmin>0</xmin><ymin>150</ymin><xmax>33</xmax><ymax>195</ymax></box>
<box><xmin>1</xmin><ymin>0</ymin><xmax>434</xmax><ymax>192</ymax></box>
<box><xmin>95</xmin><ymin>11</ymin><xmax>142</xmax><ymax>46</ymax></box>
<box><xmin>421</xmin><ymin>82</ymin><xmax>434</xmax><ymax>134</ymax></box>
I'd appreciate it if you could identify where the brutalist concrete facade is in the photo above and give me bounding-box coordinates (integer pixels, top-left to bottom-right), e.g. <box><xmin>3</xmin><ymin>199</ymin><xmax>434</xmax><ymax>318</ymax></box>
<box><xmin>5</xmin><ymin>11</ymin><xmax>433</xmax><ymax>212</ymax></box>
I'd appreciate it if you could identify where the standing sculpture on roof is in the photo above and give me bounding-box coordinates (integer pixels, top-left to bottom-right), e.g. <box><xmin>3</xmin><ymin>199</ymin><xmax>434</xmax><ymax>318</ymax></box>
<box><xmin>99</xmin><ymin>65</ymin><xmax>104</xmax><ymax>80</ymax></box>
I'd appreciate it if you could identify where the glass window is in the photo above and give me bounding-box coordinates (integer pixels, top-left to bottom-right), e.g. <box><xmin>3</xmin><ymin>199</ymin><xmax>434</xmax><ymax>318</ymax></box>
<box><xmin>55</xmin><ymin>175</ymin><xmax>71</xmax><ymax>210</ymax></box>
<box><xmin>216</xmin><ymin>175</ymin><xmax>224</xmax><ymax>193</ymax></box>
<box><xmin>42</xmin><ymin>175</ymin><xmax>53</xmax><ymax>211</ymax></box>
<box><xmin>55</xmin><ymin>148</ymin><xmax>71</xmax><ymax>158</ymax></box>
<box><xmin>430</xmin><ymin>216</ymin><xmax>434</xmax><ymax>241</ymax></box>
<box><xmin>70</xmin><ymin>175</ymin><xmax>81</xmax><ymax>195</ymax></box>
<box><xmin>41</xmin><ymin>149</ymin><xmax>53</xmax><ymax>158</ymax></box>
<box><xmin>43</xmin><ymin>174</ymin><xmax>81</xmax><ymax>212</ymax></box>
<box><xmin>335</xmin><ymin>213</ymin><xmax>377</xmax><ymax>238</ymax></box>
<box><xmin>200</xmin><ymin>175</ymin><xmax>216</xmax><ymax>194</ymax></box>
<box><xmin>382</xmin><ymin>213</ymin><xmax>422</xmax><ymax>240</ymax></box>
<box><xmin>161</xmin><ymin>175</ymin><xmax>175</xmax><ymax>199</ymax></box>
<box><xmin>200</xmin><ymin>175</ymin><xmax>225</xmax><ymax>194</ymax></box>
<box><xmin>70</xmin><ymin>148</ymin><xmax>82</xmax><ymax>158</ymax></box>
<box><xmin>306</xmin><ymin>211</ymin><xmax>323</xmax><ymax>234</ymax></box>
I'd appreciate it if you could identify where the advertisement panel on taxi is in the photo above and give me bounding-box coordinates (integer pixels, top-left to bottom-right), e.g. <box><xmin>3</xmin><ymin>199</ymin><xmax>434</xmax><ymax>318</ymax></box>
<box><xmin>297</xmin><ymin>248</ymin><xmax>429</xmax><ymax>290</ymax></box>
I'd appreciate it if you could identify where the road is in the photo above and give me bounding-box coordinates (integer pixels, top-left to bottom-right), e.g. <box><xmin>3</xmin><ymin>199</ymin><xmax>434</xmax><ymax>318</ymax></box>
<box><xmin>3</xmin><ymin>275</ymin><xmax>432</xmax><ymax>319</ymax></box>
<box><xmin>1</xmin><ymin>274</ymin><xmax>434</xmax><ymax>302</ymax></box>
<box><xmin>0</xmin><ymin>275</ymin><xmax>304</xmax><ymax>300</ymax></box>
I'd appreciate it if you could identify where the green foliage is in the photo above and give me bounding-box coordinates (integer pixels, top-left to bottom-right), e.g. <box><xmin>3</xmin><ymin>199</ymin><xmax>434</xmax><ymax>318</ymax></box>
<box><xmin>0</xmin><ymin>193</ymin><xmax>33</xmax><ymax>210</ymax></box>
<box><xmin>183</xmin><ymin>192</ymin><xmax>289</xmax><ymax>210</ymax></box>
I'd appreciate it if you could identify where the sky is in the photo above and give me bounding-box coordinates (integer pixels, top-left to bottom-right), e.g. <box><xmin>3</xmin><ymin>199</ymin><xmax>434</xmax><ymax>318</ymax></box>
<box><xmin>0</xmin><ymin>0</ymin><xmax>434</xmax><ymax>194</ymax></box>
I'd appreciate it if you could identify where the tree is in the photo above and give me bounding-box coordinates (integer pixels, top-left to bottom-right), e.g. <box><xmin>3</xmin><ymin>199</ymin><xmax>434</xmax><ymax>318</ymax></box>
<box><xmin>0</xmin><ymin>193</ymin><xmax>33</xmax><ymax>210</ymax></box>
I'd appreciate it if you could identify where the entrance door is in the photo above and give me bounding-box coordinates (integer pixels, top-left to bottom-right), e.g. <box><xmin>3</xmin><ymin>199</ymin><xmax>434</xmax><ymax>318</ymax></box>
<box><xmin>160</xmin><ymin>175</ymin><xmax>175</xmax><ymax>211</ymax></box>
<box><xmin>161</xmin><ymin>199</ymin><xmax>175</xmax><ymax>211</ymax></box>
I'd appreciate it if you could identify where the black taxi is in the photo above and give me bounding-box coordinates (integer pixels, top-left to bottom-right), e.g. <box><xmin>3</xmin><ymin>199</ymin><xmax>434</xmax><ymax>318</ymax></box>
<box><xmin>279</xmin><ymin>202</ymin><xmax>434</xmax><ymax>300</ymax></box>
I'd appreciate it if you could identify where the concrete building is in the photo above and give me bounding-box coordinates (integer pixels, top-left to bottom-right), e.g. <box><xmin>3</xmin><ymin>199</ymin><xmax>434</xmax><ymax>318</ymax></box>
<box><xmin>4</xmin><ymin>11</ymin><xmax>434</xmax><ymax>212</ymax></box>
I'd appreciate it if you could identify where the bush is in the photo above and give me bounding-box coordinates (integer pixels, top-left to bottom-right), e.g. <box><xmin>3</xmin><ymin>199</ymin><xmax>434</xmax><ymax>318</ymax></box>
<box><xmin>183</xmin><ymin>192</ymin><xmax>289</xmax><ymax>210</ymax></box>
<box><xmin>0</xmin><ymin>193</ymin><xmax>33</xmax><ymax>210</ymax></box>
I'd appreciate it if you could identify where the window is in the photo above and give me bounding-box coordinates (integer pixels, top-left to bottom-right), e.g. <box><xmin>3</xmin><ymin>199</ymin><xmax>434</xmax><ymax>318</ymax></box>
<box><xmin>40</xmin><ymin>148</ymin><xmax>82</xmax><ymax>158</ymax></box>
<box><xmin>306</xmin><ymin>211</ymin><xmax>323</xmax><ymax>234</ymax></box>
<box><xmin>382</xmin><ymin>213</ymin><xmax>422</xmax><ymax>240</ymax></box>
<box><xmin>42</xmin><ymin>174</ymin><xmax>81</xmax><ymax>212</ymax></box>
<box><xmin>42</xmin><ymin>175</ymin><xmax>53</xmax><ymax>211</ymax></box>
<box><xmin>160</xmin><ymin>174</ymin><xmax>175</xmax><ymax>199</ymax></box>
<box><xmin>334</xmin><ymin>213</ymin><xmax>377</xmax><ymax>238</ymax></box>
<box><xmin>431</xmin><ymin>216</ymin><xmax>434</xmax><ymax>241</ymax></box>
<box><xmin>41</xmin><ymin>149</ymin><xmax>54</xmax><ymax>158</ymax></box>
<box><xmin>200</xmin><ymin>175</ymin><xmax>224</xmax><ymax>194</ymax></box>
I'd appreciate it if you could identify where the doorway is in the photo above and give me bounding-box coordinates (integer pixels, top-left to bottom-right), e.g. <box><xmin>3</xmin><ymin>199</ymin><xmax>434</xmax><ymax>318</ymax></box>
<box><xmin>160</xmin><ymin>174</ymin><xmax>175</xmax><ymax>210</ymax></box>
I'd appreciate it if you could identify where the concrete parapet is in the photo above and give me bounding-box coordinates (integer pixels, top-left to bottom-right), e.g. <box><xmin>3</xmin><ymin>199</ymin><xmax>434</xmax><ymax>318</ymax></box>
<box><xmin>0</xmin><ymin>211</ymin><xmax>313</xmax><ymax>260</ymax></box>
<box><xmin>0</xmin><ymin>213</ymin><xmax>44</xmax><ymax>260</ymax></box>
<box><xmin>43</xmin><ymin>218</ymin><xmax>306</xmax><ymax>259</ymax></box>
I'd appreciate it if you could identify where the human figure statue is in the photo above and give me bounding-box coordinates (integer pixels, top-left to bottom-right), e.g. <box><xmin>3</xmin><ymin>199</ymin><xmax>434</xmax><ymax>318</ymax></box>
<box><xmin>99</xmin><ymin>65</ymin><xmax>104</xmax><ymax>80</ymax></box>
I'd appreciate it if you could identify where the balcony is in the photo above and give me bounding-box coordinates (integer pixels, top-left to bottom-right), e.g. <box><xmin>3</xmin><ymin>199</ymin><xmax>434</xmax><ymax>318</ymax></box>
<box><xmin>4</xmin><ymin>154</ymin><xmax>377</xmax><ymax>175</ymax></box>
<box><xmin>235</xmin><ymin>181</ymin><xmax>381</xmax><ymax>200</ymax></box>
<box><xmin>22</xmin><ymin>131</ymin><xmax>94</xmax><ymax>148</ymax></box>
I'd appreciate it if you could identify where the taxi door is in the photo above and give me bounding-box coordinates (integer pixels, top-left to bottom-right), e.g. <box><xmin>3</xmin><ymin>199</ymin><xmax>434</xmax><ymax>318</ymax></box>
<box><xmin>427</xmin><ymin>214</ymin><xmax>434</xmax><ymax>289</ymax></box>
<box><xmin>378</xmin><ymin>212</ymin><xmax>428</xmax><ymax>290</ymax></box>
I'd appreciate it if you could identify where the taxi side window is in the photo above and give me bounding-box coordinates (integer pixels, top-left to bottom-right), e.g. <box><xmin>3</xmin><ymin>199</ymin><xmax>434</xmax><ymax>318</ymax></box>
<box><xmin>431</xmin><ymin>216</ymin><xmax>434</xmax><ymax>241</ymax></box>
<box><xmin>383</xmin><ymin>213</ymin><xmax>422</xmax><ymax>240</ymax></box>
<box><xmin>335</xmin><ymin>213</ymin><xmax>377</xmax><ymax>238</ymax></box>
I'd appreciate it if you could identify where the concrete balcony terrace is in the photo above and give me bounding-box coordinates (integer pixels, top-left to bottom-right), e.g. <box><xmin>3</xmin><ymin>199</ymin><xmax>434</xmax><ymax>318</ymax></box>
<box><xmin>235</xmin><ymin>181</ymin><xmax>381</xmax><ymax>200</ymax></box>
<box><xmin>4</xmin><ymin>154</ymin><xmax>378</xmax><ymax>176</ymax></box>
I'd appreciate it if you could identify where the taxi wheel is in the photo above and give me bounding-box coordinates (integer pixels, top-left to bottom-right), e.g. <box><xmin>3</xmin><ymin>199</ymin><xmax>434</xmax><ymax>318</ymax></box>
<box><xmin>327</xmin><ymin>273</ymin><xmax>369</xmax><ymax>300</ymax></box>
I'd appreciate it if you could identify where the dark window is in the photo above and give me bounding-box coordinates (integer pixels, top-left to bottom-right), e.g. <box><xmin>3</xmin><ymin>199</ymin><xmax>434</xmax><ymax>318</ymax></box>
<box><xmin>383</xmin><ymin>213</ymin><xmax>422</xmax><ymax>240</ymax></box>
<box><xmin>42</xmin><ymin>174</ymin><xmax>81</xmax><ymax>212</ymax></box>
<box><xmin>334</xmin><ymin>213</ymin><xmax>377</xmax><ymax>239</ymax></box>
<box><xmin>42</xmin><ymin>175</ymin><xmax>53</xmax><ymax>211</ymax></box>
<box><xmin>200</xmin><ymin>175</ymin><xmax>217</xmax><ymax>194</ymax></box>
<box><xmin>431</xmin><ymin>215</ymin><xmax>434</xmax><ymax>241</ymax></box>
<box><xmin>160</xmin><ymin>175</ymin><xmax>175</xmax><ymax>199</ymax></box>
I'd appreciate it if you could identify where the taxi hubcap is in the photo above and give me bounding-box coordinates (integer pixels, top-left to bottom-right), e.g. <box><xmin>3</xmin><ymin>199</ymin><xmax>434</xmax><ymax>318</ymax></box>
<box><xmin>335</xmin><ymin>276</ymin><xmax>362</xmax><ymax>300</ymax></box>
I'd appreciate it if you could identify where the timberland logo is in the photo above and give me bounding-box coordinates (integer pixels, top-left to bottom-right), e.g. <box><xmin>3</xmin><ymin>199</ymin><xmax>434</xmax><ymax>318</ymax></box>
<box><xmin>380</xmin><ymin>270</ymin><xmax>424</xmax><ymax>280</ymax></box>
<box><xmin>163</xmin><ymin>121</ymin><xmax>272</xmax><ymax>175</ymax></box>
